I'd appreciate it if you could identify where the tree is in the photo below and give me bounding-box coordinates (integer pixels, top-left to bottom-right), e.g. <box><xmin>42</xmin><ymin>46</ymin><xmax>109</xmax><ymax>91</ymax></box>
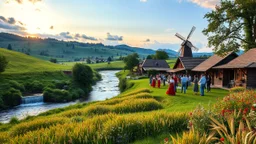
<box><xmin>107</xmin><ymin>56</ymin><xmax>112</xmax><ymax>63</ymax></box>
<box><xmin>123</xmin><ymin>53</ymin><xmax>139</xmax><ymax>71</ymax></box>
<box><xmin>155</xmin><ymin>51</ymin><xmax>169</xmax><ymax>60</ymax></box>
<box><xmin>86</xmin><ymin>58</ymin><xmax>91</xmax><ymax>64</ymax></box>
<box><xmin>7</xmin><ymin>44</ymin><xmax>12</xmax><ymax>50</ymax></box>
<box><xmin>49</xmin><ymin>58</ymin><xmax>57</xmax><ymax>63</ymax></box>
<box><xmin>146</xmin><ymin>55</ymin><xmax>154</xmax><ymax>59</ymax></box>
<box><xmin>72</xmin><ymin>63</ymin><xmax>93</xmax><ymax>88</ymax></box>
<box><xmin>203</xmin><ymin>0</ymin><xmax>256</xmax><ymax>55</ymax></box>
<box><xmin>0</xmin><ymin>55</ymin><xmax>8</xmax><ymax>73</ymax></box>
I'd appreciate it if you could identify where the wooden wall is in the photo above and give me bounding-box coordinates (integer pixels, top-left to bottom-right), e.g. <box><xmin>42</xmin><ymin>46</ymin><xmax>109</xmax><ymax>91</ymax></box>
<box><xmin>213</xmin><ymin>69</ymin><xmax>223</xmax><ymax>87</ymax></box>
<box><xmin>234</xmin><ymin>69</ymin><xmax>247</xmax><ymax>87</ymax></box>
<box><xmin>247</xmin><ymin>68</ymin><xmax>256</xmax><ymax>88</ymax></box>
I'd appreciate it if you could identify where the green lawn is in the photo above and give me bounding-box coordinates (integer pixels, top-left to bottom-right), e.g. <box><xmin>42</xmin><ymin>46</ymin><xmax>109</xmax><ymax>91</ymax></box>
<box><xmin>166</xmin><ymin>59</ymin><xmax>177</xmax><ymax>68</ymax></box>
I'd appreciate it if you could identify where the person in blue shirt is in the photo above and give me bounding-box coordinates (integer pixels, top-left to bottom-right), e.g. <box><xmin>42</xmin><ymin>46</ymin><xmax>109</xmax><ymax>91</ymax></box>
<box><xmin>199</xmin><ymin>74</ymin><xmax>206</xmax><ymax>96</ymax></box>
<box><xmin>181</xmin><ymin>74</ymin><xmax>188</xmax><ymax>94</ymax></box>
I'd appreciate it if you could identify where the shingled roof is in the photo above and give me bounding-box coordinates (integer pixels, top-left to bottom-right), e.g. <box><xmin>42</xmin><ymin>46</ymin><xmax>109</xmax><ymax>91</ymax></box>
<box><xmin>142</xmin><ymin>59</ymin><xmax>170</xmax><ymax>71</ymax></box>
<box><xmin>173</xmin><ymin>57</ymin><xmax>207</xmax><ymax>70</ymax></box>
<box><xmin>192</xmin><ymin>52</ymin><xmax>238</xmax><ymax>72</ymax></box>
<box><xmin>214</xmin><ymin>48</ymin><xmax>256</xmax><ymax>69</ymax></box>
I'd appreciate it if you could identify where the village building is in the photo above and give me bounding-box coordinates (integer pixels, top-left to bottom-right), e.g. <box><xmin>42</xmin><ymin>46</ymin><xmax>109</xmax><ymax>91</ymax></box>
<box><xmin>170</xmin><ymin>57</ymin><xmax>206</xmax><ymax>74</ymax></box>
<box><xmin>140</xmin><ymin>59</ymin><xmax>170</xmax><ymax>73</ymax></box>
<box><xmin>192</xmin><ymin>52</ymin><xmax>238</xmax><ymax>86</ymax></box>
<box><xmin>213</xmin><ymin>48</ymin><xmax>256</xmax><ymax>89</ymax></box>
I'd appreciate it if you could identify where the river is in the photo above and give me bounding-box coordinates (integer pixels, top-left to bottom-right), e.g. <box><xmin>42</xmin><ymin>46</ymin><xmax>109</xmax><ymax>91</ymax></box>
<box><xmin>0</xmin><ymin>70</ymin><xmax>120</xmax><ymax>123</ymax></box>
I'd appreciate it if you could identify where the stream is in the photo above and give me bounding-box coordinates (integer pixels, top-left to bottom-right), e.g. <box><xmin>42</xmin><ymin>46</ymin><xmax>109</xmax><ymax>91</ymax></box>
<box><xmin>0</xmin><ymin>70</ymin><xmax>120</xmax><ymax>123</ymax></box>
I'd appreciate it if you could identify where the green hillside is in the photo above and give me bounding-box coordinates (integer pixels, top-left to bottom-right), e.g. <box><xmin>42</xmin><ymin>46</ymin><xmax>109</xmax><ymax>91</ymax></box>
<box><xmin>0</xmin><ymin>48</ymin><xmax>69</xmax><ymax>74</ymax></box>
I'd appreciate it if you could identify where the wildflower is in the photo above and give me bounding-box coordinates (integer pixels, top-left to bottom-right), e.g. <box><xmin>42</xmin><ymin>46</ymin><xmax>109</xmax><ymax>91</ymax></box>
<box><xmin>220</xmin><ymin>137</ymin><xmax>224</xmax><ymax>142</ymax></box>
<box><xmin>164</xmin><ymin>138</ymin><xmax>169</xmax><ymax>143</ymax></box>
<box><xmin>189</xmin><ymin>112</ymin><xmax>192</xmax><ymax>116</ymax></box>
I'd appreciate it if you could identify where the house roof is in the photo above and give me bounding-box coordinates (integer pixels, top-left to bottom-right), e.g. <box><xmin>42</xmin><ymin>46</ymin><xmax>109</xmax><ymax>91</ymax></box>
<box><xmin>192</xmin><ymin>52</ymin><xmax>237</xmax><ymax>72</ymax></box>
<box><xmin>142</xmin><ymin>59</ymin><xmax>170</xmax><ymax>68</ymax></box>
<box><xmin>143</xmin><ymin>67</ymin><xmax>171</xmax><ymax>71</ymax></box>
<box><xmin>214</xmin><ymin>48</ymin><xmax>256</xmax><ymax>69</ymax></box>
<box><xmin>173</xmin><ymin>57</ymin><xmax>207</xmax><ymax>70</ymax></box>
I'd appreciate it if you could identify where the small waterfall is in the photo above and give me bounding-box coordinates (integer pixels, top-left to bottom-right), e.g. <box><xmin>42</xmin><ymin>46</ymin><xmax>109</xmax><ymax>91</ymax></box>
<box><xmin>21</xmin><ymin>94</ymin><xmax>44</xmax><ymax>104</ymax></box>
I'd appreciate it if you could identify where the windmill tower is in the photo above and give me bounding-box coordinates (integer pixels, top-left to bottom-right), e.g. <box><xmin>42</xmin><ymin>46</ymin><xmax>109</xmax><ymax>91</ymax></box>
<box><xmin>175</xmin><ymin>26</ymin><xmax>199</xmax><ymax>57</ymax></box>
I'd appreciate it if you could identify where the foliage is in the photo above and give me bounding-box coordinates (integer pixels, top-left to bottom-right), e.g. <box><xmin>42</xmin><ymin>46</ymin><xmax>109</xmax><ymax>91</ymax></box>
<box><xmin>9</xmin><ymin>117</ymin><xmax>19</xmax><ymax>124</ymax></box>
<box><xmin>7</xmin><ymin>44</ymin><xmax>12</xmax><ymax>50</ymax></box>
<box><xmin>2</xmin><ymin>88</ymin><xmax>21</xmax><ymax>107</ymax></box>
<box><xmin>49</xmin><ymin>58</ymin><xmax>57</xmax><ymax>63</ymax></box>
<box><xmin>24</xmin><ymin>80</ymin><xmax>44</xmax><ymax>93</ymax></box>
<box><xmin>214</xmin><ymin>90</ymin><xmax>256</xmax><ymax>114</ymax></box>
<box><xmin>43</xmin><ymin>88</ymin><xmax>71</xmax><ymax>102</ymax></box>
<box><xmin>230</xmin><ymin>86</ymin><xmax>246</xmax><ymax>93</ymax></box>
<box><xmin>123</xmin><ymin>53</ymin><xmax>139</xmax><ymax>71</ymax></box>
<box><xmin>146</xmin><ymin>54</ymin><xmax>154</xmax><ymax>59</ymax></box>
<box><xmin>203</xmin><ymin>0</ymin><xmax>256</xmax><ymax>54</ymax></box>
<box><xmin>147</xmin><ymin>70</ymin><xmax>158</xmax><ymax>77</ymax></box>
<box><xmin>72</xmin><ymin>63</ymin><xmax>93</xmax><ymax>89</ymax></box>
<box><xmin>86</xmin><ymin>58</ymin><xmax>91</xmax><ymax>64</ymax></box>
<box><xmin>8</xmin><ymin>80</ymin><xmax>25</xmax><ymax>92</ymax></box>
<box><xmin>155</xmin><ymin>50</ymin><xmax>169</xmax><ymax>60</ymax></box>
<box><xmin>0</xmin><ymin>54</ymin><xmax>8</xmax><ymax>73</ymax></box>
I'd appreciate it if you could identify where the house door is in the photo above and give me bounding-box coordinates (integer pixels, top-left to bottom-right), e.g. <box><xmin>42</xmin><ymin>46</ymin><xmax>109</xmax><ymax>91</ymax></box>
<box><xmin>223</xmin><ymin>69</ymin><xmax>235</xmax><ymax>87</ymax></box>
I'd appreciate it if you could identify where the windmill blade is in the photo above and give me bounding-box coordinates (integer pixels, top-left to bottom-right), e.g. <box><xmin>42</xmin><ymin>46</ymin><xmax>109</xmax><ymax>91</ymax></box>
<box><xmin>187</xmin><ymin>26</ymin><xmax>196</xmax><ymax>40</ymax></box>
<box><xmin>175</xmin><ymin>33</ymin><xmax>186</xmax><ymax>41</ymax></box>
<box><xmin>191</xmin><ymin>45</ymin><xmax>199</xmax><ymax>51</ymax></box>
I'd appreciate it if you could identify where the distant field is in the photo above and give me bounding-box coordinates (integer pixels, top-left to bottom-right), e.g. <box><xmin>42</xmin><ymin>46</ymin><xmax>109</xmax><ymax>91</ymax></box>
<box><xmin>64</xmin><ymin>61</ymin><xmax>125</xmax><ymax>70</ymax></box>
<box><xmin>166</xmin><ymin>58</ymin><xmax>177</xmax><ymax>68</ymax></box>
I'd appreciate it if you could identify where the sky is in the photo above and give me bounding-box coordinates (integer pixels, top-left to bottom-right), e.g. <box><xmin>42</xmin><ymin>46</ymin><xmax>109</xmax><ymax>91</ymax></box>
<box><xmin>0</xmin><ymin>0</ymin><xmax>219</xmax><ymax>52</ymax></box>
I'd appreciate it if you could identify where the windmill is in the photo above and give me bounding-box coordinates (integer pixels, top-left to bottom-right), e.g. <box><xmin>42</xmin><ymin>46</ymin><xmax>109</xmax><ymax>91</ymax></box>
<box><xmin>175</xmin><ymin>26</ymin><xmax>199</xmax><ymax>57</ymax></box>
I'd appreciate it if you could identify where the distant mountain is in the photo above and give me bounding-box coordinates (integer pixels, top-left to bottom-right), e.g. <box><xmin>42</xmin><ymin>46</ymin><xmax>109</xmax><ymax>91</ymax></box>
<box><xmin>157</xmin><ymin>49</ymin><xmax>177</xmax><ymax>57</ymax></box>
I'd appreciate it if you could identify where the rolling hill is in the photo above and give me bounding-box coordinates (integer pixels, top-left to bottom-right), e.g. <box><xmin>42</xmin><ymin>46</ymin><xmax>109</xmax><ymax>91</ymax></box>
<box><xmin>0</xmin><ymin>48</ymin><xmax>69</xmax><ymax>74</ymax></box>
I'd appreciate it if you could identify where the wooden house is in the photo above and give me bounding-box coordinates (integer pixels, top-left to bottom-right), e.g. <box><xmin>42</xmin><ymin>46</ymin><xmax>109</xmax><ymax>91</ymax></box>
<box><xmin>141</xmin><ymin>59</ymin><xmax>170</xmax><ymax>73</ymax></box>
<box><xmin>213</xmin><ymin>48</ymin><xmax>256</xmax><ymax>89</ymax></box>
<box><xmin>169</xmin><ymin>57</ymin><xmax>206</xmax><ymax>74</ymax></box>
<box><xmin>192</xmin><ymin>52</ymin><xmax>238</xmax><ymax>86</ymax></box>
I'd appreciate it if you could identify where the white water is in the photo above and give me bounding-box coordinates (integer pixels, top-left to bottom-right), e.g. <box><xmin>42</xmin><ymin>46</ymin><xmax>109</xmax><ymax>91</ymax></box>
<box><xmin>0</xmin><ymin>70</ymin><xmax>120</xmax><ymax>123</ymax></box>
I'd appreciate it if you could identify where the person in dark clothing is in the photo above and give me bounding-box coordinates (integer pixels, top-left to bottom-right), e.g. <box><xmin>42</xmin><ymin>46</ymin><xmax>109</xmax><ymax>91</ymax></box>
<box><xmin>207</xmin><ymin>75</ymin><xmax>211</xmax><ymax>92</ymax></box>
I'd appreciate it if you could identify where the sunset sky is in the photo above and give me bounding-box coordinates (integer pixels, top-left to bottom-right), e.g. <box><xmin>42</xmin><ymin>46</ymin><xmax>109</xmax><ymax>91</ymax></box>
<box><xmin>0</xmin><ymin>0</ymin><xmax>219</xmax><ymax>52</ymax></box>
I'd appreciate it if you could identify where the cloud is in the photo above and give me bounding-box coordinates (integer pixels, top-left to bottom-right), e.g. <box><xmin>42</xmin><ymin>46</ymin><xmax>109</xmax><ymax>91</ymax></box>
<box><xmin>0</xmin><ymin>16</ymin><xmax>26</xmax><ymax>31</ymax></box>
<box><xmin>179</xmin><ymin>0</ymin><xmax>219</xmax><ymax>9</ymax></box>
<box><xmin>10</xmin><ymin>0</ymin><xmax>42</xmax><ymax>4</ymax></box>
<box><xmin>106</xmin><ymin>33</ymin><xmax>123</xmax><ymax>41</ymax></box>
<box><xmin>81</xmin><ymin>34</ymin><xmax>97</xmax><ymax>41</ymax></box>
<box><xmin>49</xmin><ymin>25</ymin><xmax>54</xmax><ymax>30</ymax></box>
<box><xmin>59</xmin><ymin>32</ymin><xmax>73</xmax><ymax>39</ymax></box>
<box><xmin>165</xmin><ymin>28</ymin><xmax>175</xmax><ymax>33</ymax></box>
<box><xmin>140</xmin><ymin>0</ymin><xmax>147</xmax><ymax>2</ymax></box>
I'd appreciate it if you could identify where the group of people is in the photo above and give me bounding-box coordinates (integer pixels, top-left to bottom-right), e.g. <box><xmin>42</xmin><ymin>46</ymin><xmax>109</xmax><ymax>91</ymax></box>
<box><xmin>149</xmin><ymin>73</ymin><xmax>212</xmax><ymax>96</ymax></box>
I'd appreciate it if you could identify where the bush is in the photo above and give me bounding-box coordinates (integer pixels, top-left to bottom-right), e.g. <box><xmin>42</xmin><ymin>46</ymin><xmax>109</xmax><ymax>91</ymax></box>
<box><xmin>2</xmin><ymin>88</ymin><xmax>22</xmax><ymax>107</ymax></box>
<box><xmin>25</xmin><ymin>80</ymin><xmax>44</xmax><ymax>93</ymax></box>
<box><xmin>118</xmin><ymin>78</ymin><xmax>128</xmax><ymax>92</ymax></box>
<box><xmin>230</xmin><ymin>86</ymin><xmax>246</xmax><ymax>93</ymax></box>
<box><xmin>214</xmin><ymin>90</ymin><xmax>256</xmax><ymax>114</ymax></box>
<box><xmin>0</xmin><ymin>54</ymin><xmax>8</xmax><ymax>73</ymax></box>
<box><xmin>9</xmin><ymin>117</ymin><xmax>19</xmax><ymax>124</ymax></box>
<box><xmin>43</xmin><ymin>88</ymin><xmax>71</xmax><ymax>102</ymax></box>
<box><xmin>55</xmin><ymin>81</ymin><xmax>68</xmax><ymax>89</ymax></box>
<box><xmin>8</xmin><ymin>80</ymin><xmax>25</xmax><ymax>92</ymax></box>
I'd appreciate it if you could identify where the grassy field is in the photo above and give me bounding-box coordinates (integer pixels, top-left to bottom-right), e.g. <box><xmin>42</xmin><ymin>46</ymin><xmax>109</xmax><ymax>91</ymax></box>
<box><xmin>166</xmin><ymin>59</ymin><xmax>176</xmax><ymax>68</ymax></box>
<box><xmin>64</xmin><ymin>61</ymin><xmax>125</xmax><ymax>70</ymax></box>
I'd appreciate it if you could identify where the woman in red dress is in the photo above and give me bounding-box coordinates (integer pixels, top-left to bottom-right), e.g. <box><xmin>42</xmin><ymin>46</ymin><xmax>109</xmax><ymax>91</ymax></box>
<box><xmin>151</xmin><ymin>76</ymin><xmax>156</xmax><ymax>88</ymax></box>
<box><xmin>166</xmin><ymin>77</ymin><xmax>175</xmax><ymax>96</ymax></box>
<box><xmin>157</xmin><ymin>75</ymin><xmax>161</xmax><ymax>88</ymax></box>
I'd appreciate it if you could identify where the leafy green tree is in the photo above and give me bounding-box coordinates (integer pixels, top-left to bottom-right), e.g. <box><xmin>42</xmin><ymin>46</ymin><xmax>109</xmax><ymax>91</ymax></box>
<box><xmin>7</xmin><ymin>44</ymin><xmax>12</xmax><ymax>50</ymax></box>
<box><xmin>123</xmin><ymin>53</ymin><xmax>139</xmax><ymax>71</ymax></box>
<box><xmin>49</xmin><ymin>58</ymin><xmax>57</xmax><ymax>63</ymax></box>
<box><xmin>72</xmin><ymin>63</ymin><xmax>93</xmax><ymax>88</ymax></box>
<box><xmin>0</xmin><ymin>55</ymin><xmax>8</xmax><ymax>73</ymax></box>
<box><xmin>146</xmin><ymin>55</ymin><xmax>154</xmax><ymax>59</ymax></box>
<box><xmin>155</xmin><ymin>51</ymin><xmax>169</xmax><ymax>60</ymax></box>
<box><xmin>203</xmin><ymin>0</ymin><xmax>256</xmax><ymax>55</ymax></box>
<box><xmin>86</xmin><ymin>58</ymin><xmax>91</xmax><ymax>64</ymax></box>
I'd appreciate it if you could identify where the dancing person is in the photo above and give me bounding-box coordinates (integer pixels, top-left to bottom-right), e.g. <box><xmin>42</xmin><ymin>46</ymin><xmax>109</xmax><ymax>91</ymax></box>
<box><xmin>161</xmin><ymin>73</ymin><xmax>166</xmax><ymax>86</ymax></box>
<box><xmin>166</xmin><ymin>77</ymin><xmax>175</xmax><ymax>96</ymax></box>
<box><xmin>149</xmin><ymin>75</ymin><xmax>153</xmax><ymax>86</ymax></box>
<box><xmin>151</xmin><ymin>76</ymin><xmax>156</xmax><ymax>88</ymax></box>
<box><xmin>193</xmin><ymin>75</ymin><xmax>199</xmax><ymax>95</ymax></box>
<box><xmin>207</xmin><ymin>75</ymin><xmax>212</xmax><ymax>92</ymax></box>
<box><xmin>181</xmin><ymin>74</ymin><xmax>188</xmax><ymax>94</ymax></box>
<box><xmin>199</xmin><ymin>74</ymin><xmax>206</xmax><ymax>96</ymax></box>
<box><xmin>173</xmin><ymin>74</ymin><xmax>178</xmax><ymax>92</ymax></box>
<box><xmin>157</xmin><ymin>75</ymin><xmax>161</xmax><ymax>88</ymax></box>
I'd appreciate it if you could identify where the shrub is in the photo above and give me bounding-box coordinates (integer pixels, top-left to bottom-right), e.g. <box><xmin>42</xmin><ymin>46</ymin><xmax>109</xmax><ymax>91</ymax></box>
<box><xmin>43</xmin><ymin>88</ymin><xmax>71</xmax><ymax>102</ymax></box>
<box><xmin>25</xmin><ymin>80</ymin><xmax>44</xmax><ymax>93</ymax></box>
<box><xmin>55</xmin><ymin>81</ymin><xmax>68</xmax><ymax>89</ymax></box>
<box><xmin>0</xmin><ymin>54</ymin><xmax>8</xmax><ymax>73</ymax></box>
<box><xmin>9</xmin><ymin>117</ymin><xmax>19</xmax><ymax>124</ymax></box>
<box><xmin>214</xmin><ymin>90</ymin><xmax>256</xmax><ymax>115</ymax></box>
<box><xmin>118</xmin><ymin>78</ymin><xmax>128</xmax><ymax>92</ymax></box>
<box><xmin>230</xmin><ymin>86</ymin><xmax>246</xmax><ymax>93</ymax></box>
<box><xmin>2</xmin><ymin>88</ymin><xmax>22</xmax><ymax>107</ymax></box>
<box><xmin>8</xmin><ymin>80</ymin><xmax>25</xmax><ymax>92</ymax></box>
<box><xmin>72</xmin><ymin>63</ymin><xmax>93</xmax><ymax>88</ymax></box>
